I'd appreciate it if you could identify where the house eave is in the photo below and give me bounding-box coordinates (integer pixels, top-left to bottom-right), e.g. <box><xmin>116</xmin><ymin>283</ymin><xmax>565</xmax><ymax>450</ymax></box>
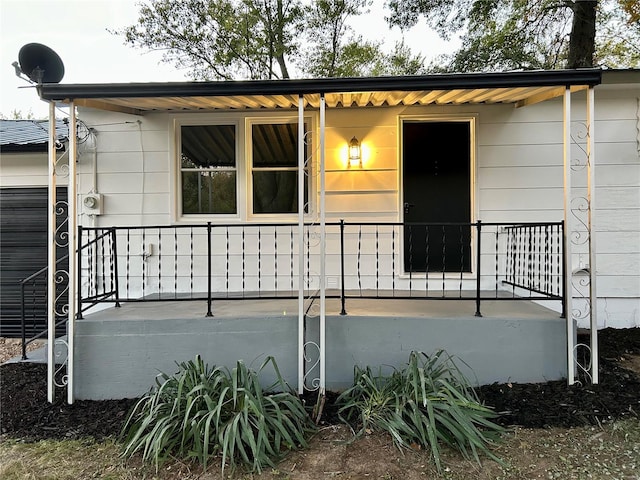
<box><xmin>601</xmin><ymin>68</ymin><xmax>640</xmax><ymax>85</ymax></box>
<box><xmin>36</xmin><ymin>69</ymin><xmax>602</xmax><ymax>114</ymax></box>
<box><xmin>39</xmin><ymin>69</ymin><xmax>602</xmax><ymax>100</ymax></box>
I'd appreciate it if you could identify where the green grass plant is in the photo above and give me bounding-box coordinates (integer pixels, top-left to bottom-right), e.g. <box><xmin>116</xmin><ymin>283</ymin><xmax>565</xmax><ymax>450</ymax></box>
<box><xmin>336</xmin><ymin>350</ymin><xmax>505</xmax><ymax>471</ymax></box>
<box><xmin>0</xmin><ymin>438</ymin><xmax>143</xmax><ymax>480</ymax></box>
<box><xmin>121</xmin><ymin>355</ymin><xmax>314</xmax><ymax>474</ymax></box>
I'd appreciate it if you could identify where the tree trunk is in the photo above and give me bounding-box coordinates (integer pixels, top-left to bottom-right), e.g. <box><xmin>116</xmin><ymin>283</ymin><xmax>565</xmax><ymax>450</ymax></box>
<box><xmin>566</xmin><ymin>0</ymin><xmax>597</xmax><ymax>68</ymax></box>
<box><xmin>277</xmin><ymin>54</ymin><xmax>290</xmax><ymax>79</ymax></box>
<box><xmin>275</xmin><ymin>0</ymin><xmax>290</xmax><ymax>79</ymax></box>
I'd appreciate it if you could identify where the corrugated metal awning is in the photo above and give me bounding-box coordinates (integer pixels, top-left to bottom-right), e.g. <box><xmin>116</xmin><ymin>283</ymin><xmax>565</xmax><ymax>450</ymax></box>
<box><xmin>37</xmin><ymin>69</ymin><xmax>602</xmax><ymax>115</ymax></box>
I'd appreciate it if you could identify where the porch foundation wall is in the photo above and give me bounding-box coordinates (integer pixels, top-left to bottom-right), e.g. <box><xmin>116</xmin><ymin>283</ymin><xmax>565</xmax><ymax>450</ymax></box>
<box><xmin>74</xmin><ymin>316</ymin><xmax>298</xmax><ymax>400</ymax></box>
<box><xmin>74</xmin><ymin>309</ymin><xmax>567</xmax><ymax>400</ymax></box>
<box><xmin>325</xmin><ymin>316</ymin><xmax>568</xmax><ymax>390</ymax></box>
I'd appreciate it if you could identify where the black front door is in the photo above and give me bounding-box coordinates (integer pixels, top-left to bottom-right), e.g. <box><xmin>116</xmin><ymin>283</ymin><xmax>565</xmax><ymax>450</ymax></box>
<box><xmin>402</xmin><ymin>121</ymin><xmax>471</xmax><ymax>273</ymax></box>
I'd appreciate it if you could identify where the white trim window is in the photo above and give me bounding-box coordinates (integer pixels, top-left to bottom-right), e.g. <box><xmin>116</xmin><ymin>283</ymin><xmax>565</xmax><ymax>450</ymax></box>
<box><xmin>180</xmin><ymin>124</ymin><xmax>237</xmax><ymax>215</ymax></box>
<box><xmin>248</xmin><ymin>119</ymin><xmax>309</xmax><ymax>216</ymax></box>
<box><xmin>177</xmin><ymin>115</ymin><xmax>312</xmax><ymax>221</ymax></box>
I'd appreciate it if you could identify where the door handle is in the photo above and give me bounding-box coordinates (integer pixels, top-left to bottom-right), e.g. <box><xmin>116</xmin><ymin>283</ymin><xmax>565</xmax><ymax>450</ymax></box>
<box><xmin>404</xmin><ymin>202</ymin><xmax>415</xmax><ymax>214</ymax></box>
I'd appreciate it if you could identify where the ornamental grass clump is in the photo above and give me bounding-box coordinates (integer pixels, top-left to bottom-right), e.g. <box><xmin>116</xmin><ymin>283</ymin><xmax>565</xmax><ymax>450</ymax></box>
<box><xmin>337</xmin><ymin>350</ymin><xmax>505</xmax><ymax>471</ymax></box>
<box><xmin>121</xmin><ymin>355</ymin><xmax>314</xmax><ymax>474</ymax></box>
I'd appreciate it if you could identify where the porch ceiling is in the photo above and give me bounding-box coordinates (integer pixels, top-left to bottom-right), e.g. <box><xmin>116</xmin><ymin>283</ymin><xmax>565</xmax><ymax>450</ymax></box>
<box><xmin>38</xmin><ymin>69</ymin><xmax>601</xmax><ymax>115</ymax></box>
<box><xmin>69</xmin><ymin>85</ymin><xmax>591</xmax><ymax>114</ymax></box>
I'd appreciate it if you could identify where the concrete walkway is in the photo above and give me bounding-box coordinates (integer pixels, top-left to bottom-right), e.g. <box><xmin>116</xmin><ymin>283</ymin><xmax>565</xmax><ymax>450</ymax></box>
<box><xmin>3</xmin><ymin>338</ymin><xmax>66</xmax><ymax>365</ymax></box>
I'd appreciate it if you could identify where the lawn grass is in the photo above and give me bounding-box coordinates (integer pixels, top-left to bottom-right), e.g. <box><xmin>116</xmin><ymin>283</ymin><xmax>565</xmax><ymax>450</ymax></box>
<box><xmin>0</xmin><ymin>439</ymin><xmax>138</xmax><ymax>480</ymax></box>
<box><xmin>1</xmin><ymin>418</ymin><xmax>638</xmax><ymax>479</ymax></box>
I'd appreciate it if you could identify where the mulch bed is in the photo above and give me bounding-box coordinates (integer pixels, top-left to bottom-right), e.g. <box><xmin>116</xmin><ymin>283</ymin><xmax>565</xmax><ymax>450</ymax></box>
<box><xmin>1</xmin><ymin>328</ymin><xmax>639</xmax><ymax>441</ymax></box>
<box><xmin>0</xmin><ymin>364</ymin><xmax>137</xmax><ymax>441</ymax></box>
<box><xmin>478</xmin><ymin>328</ymin><xmax>640</xmax><ymax>428</ymax></box>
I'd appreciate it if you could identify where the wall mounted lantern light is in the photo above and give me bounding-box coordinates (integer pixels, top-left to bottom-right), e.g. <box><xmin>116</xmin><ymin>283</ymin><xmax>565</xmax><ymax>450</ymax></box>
<box><xmin>348</xmin><ymin>136</ymin><xmax>362</xmax><ymax>168</ymax></box>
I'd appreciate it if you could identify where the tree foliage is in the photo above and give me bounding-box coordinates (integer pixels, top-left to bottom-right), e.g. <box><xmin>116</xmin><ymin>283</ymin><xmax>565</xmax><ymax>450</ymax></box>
<box><xmin>620</xmin><ymin>0</ymin><xmax>640</xmax><ymax>23</ymax></box>
<box><xmin>597</xmin><ymin>2</ymin><xmax>640</xmax><ymax>67</ymax></box>
<box><xmin>299</xmin><ymin>0</ymin><xmax>425</xmax><ymax>77</ymax></box>
<box><xmin>369</xmin><ymin>39</ymin><xmax>426</xmax><ymax>76</ymax></box>
<box><xmin>117</xmin><ymin>0</ymin><xmax>303</xmax><ymax>80</ymax></box>
<box><xmin>300</xmin><ymin>0</ymin><xmax>371</xmax><ymax>77</ymax></box>
<box><xmin>0</xmin><ymin>109</ymin><xmax>36</xmax><ymax>120</ymax></box>
<box><xmin>117</xmin><ymin>0</ymin><xmax>424</xmax><ymax>80</ymax></box>
<box><xmin>386</xmin><ymin>0</ymin><xmax>640</xmax><ymax>72</ymax></box>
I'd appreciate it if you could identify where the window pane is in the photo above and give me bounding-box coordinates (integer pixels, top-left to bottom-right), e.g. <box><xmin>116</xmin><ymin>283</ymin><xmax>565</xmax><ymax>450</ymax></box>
<box><xmin>181</xmin><ymin>125</ymin><xmax>235</xmax><ymax>168</ymax></box>
<box><xmin>253</xmin><ymin>171</ymin><xmax>308</xmax><ymax>214</ymax></box>
<box><xmin>253</xmin><ymin>123</ymin><xmax>306</xmax><ymax>167</ymax></box>
<box><xmin>182</xmin><ymin>171</ymin><xmax>236</xmax><ymax>214</ymax></box>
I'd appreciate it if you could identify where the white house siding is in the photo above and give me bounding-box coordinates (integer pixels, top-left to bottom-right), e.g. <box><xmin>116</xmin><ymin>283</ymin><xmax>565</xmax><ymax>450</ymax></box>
<box><xmin>591</xmin><ymin>84</ymin><xmax>640</xmax><ymax>328</ymax></box>
<box><xmin>76</xmin><ymin>110</ymin><xmax>171</xmax><ymax>228</ymax></box>
<box><xmin>0</xmin><ymin>151</ymin><xmax>67</xmax><ymax>187</ymax></box>
<box><xmin>74</xmin><ymin>80</ymin><xmax>639</xmax><ymax>327</ymax></box>
<box><xmin>476</xmin><ymin>88</ymin><xmax>640</xmax><ymax>328</ymax></box>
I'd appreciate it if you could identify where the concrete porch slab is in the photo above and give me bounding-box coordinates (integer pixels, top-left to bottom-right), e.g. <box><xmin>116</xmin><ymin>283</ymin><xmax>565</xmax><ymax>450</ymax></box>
<box><xmin>73</xmin><ymin>297</ymin><xmax>567</xmax><ymax>400</ymax></box>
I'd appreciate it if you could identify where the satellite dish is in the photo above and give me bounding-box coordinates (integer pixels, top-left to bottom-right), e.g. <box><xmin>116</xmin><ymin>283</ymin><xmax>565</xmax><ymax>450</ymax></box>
<box><xmin>17</xmin><ymin>43</ymin><xmax>65</xmax><ymax>84</ymax></box>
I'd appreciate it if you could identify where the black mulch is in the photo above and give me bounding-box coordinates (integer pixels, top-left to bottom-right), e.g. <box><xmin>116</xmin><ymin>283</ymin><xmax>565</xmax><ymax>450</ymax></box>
<box><xmin>478</xmin><ymin>328</ymin><xmax>640</xmax><ymax>428</ymax></box>
<box><xmin>1</xmin><ymin>328</ymin><xmax>639</xmax><ymax>441</ymax></box>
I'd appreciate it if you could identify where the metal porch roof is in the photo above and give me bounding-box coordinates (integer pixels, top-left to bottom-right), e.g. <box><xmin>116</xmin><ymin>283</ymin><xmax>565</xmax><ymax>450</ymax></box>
<box><xmin>37</xmin><ymin>69</ymin><xmax>602</xmax><ymax>115</ymax></box>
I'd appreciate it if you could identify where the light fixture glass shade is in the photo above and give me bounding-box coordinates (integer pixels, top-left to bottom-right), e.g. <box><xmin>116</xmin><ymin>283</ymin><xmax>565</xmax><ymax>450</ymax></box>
<box><xmin>348</xmin><ymin>136</ymin><xmax>361</xmax><ymax>168</ymax></box>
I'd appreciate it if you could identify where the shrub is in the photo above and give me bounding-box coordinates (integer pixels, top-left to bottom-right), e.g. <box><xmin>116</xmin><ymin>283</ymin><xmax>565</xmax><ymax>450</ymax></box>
<box><xmin>337</xmin><ymin>350</ymin><xmax>505</xmax><ymax>471</ymax></box>
<box><xmin>121</xmin><ymin>355</ymin><xmax>314</xmax><ymax>474</ymax></box>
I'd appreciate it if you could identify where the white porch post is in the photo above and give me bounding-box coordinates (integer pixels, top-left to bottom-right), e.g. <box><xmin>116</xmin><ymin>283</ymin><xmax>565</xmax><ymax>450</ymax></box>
<box><xmin>587</xmin><ymin>86</ymin><xmax>599</xmax><ymax>384</ymax></box>
<box><xmin>47</xmin><ymin>102</ymin><xmax>57</xmax><ymax>403</ymax></box>
<box><xmin>319</xmin><ymin>94</ymin><xmax>326</xmax><ymax>392</ymax></box>
<box><xmin>67</xmin><ymin>102</ymin><xmax>77</xmax><ymax>403</ymax></box>
<box><xmin>563</xmin><ymin>87</ymin><xmax>576</xmax><ymax>385</ymax></box>
<box><xmin>297</xmin><ymin>95</ymin><xmax>305</xmax><ymax>394</ymax></box>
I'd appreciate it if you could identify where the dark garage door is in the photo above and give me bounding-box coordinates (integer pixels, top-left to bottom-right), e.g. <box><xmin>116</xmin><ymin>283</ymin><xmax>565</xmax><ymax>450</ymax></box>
<box><xmin>0</xmin><ymin>187</ymin><xmax>68</xmax><ymax>337</ymax></box>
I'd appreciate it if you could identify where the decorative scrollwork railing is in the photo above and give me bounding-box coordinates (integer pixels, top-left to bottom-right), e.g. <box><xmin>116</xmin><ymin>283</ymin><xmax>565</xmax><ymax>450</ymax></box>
<box><xmin>74</xmin><ymin>220</ymin><xmax>565</xmax><ymax>318</ymax></box>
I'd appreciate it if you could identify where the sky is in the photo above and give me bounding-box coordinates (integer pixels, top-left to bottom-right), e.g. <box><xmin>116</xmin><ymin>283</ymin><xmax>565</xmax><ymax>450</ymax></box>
<box><xmin>0</xmin><ymin>0</ymin><xmax>456</xmax><ymax>119</ymax></box>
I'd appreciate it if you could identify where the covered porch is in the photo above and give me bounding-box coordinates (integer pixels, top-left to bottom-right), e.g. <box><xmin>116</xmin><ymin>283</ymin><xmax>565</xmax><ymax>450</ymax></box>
<box><xmin>34</xmin><ymin>69</ymin><xmax>601</xmax><ymax>402</ymax></box>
